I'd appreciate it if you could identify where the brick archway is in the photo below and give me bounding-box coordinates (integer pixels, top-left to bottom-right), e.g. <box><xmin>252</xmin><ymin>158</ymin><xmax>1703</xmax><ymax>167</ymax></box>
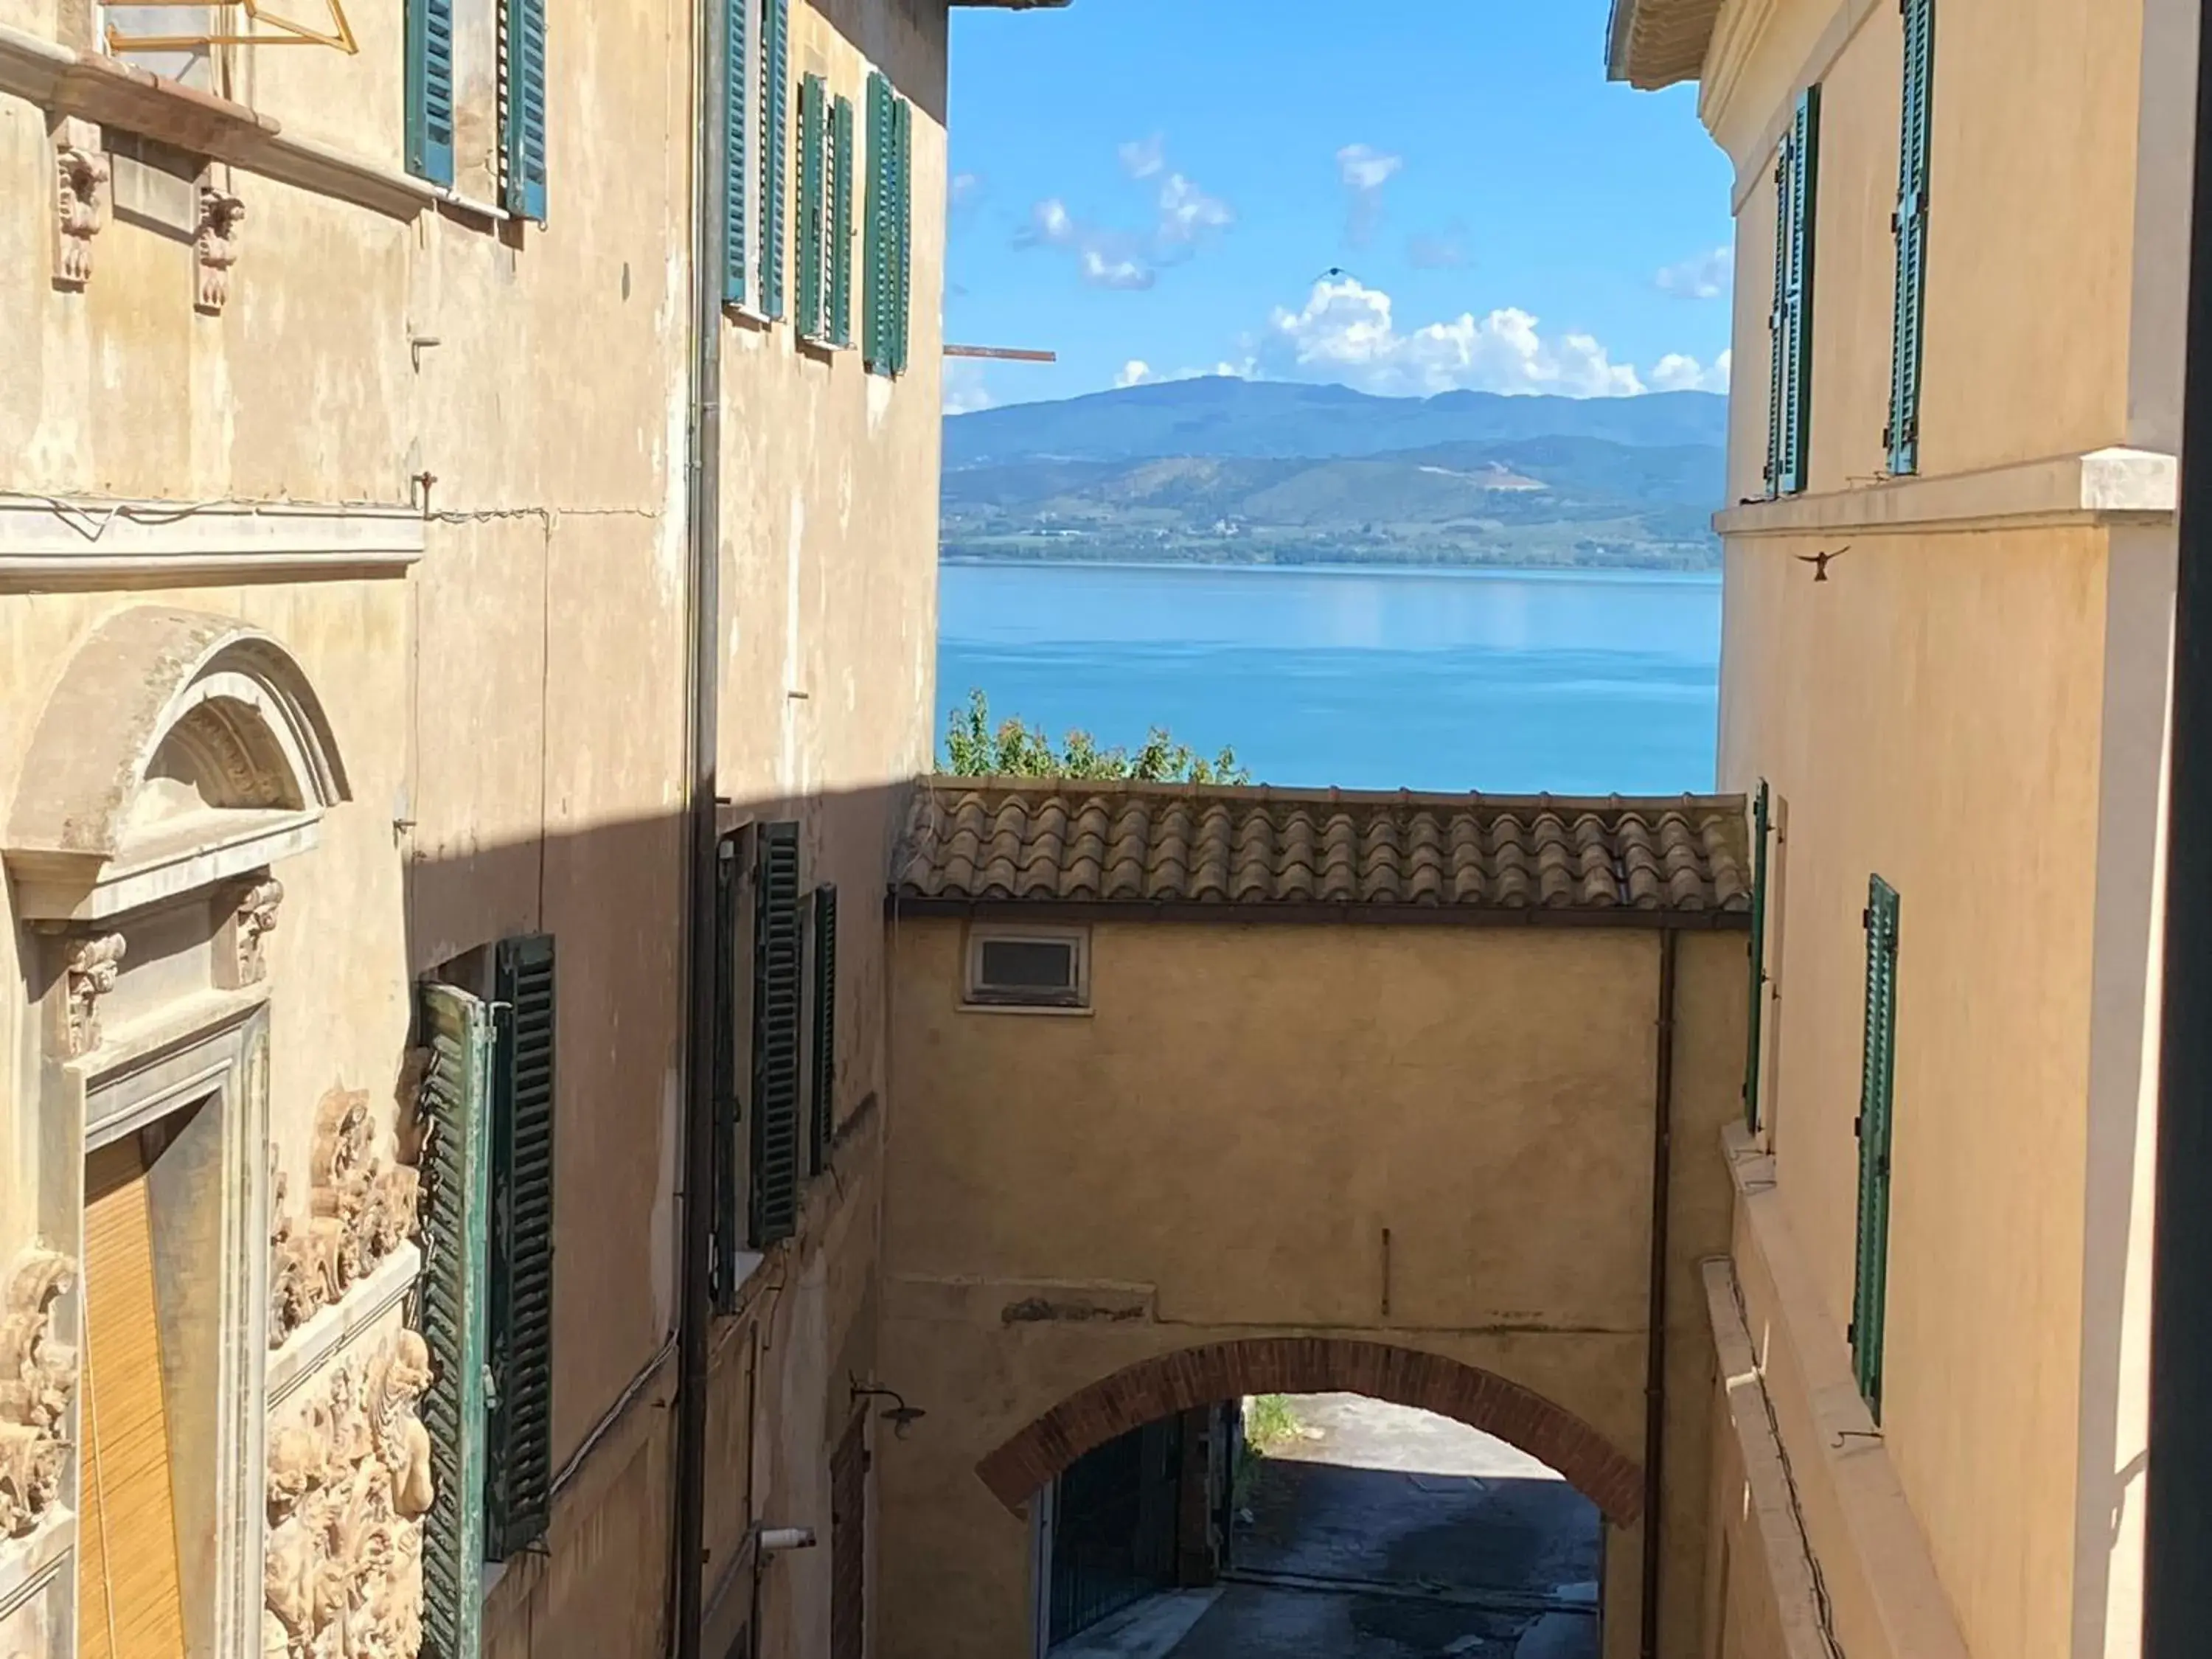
<box><xmin>975</xmin><ymin>1337</ymin><xmax>1644</xmax><ymax>1526</ymax></box>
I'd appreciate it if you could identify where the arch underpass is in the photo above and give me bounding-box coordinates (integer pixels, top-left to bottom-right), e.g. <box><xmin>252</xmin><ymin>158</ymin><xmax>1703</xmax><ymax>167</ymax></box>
<box><xmin>874</xmin><ymin>781</ymin><xmax>1753</xmax><ymax>1659</ymax></box>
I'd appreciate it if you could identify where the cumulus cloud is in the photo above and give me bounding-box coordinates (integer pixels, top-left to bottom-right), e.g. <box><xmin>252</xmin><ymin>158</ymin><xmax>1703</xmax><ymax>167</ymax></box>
<box><xmin>1336</xmin><ymin>143</ymin><xmax>1404</xmax><ymax>247</ymax></box>
<box><xmin>950</xmin><ymin>172</ymin><xmax>984</xmax><ymax>212</ymax></box>
<box><xmin>943</xmin><ymin>359</ymin><xmax>995</xmax><ymax>415</ymax></box>
<box><xmin>1656</xmin><ymin>246</ymin><xmax>1733</xmax><ymax>300</ymax></box>
<box><xmin>1019</xmin><ymin>142</ymin><xmax>1233</xmax><ymax>291</ymax></box>
<box><xmin>1264</xmin><ymin>277</ymin><xmax>1647</xmax><ymax>398</ymax></box>
<box><xmin>1115</xmin><ymin>360</ymin><xmax>1157</xmax><ymax>389</ymax></box>
<box><xmin>1649</xmin><ymin>351</ymin><xmax>1733</xmax><ymax>392</ymax></box>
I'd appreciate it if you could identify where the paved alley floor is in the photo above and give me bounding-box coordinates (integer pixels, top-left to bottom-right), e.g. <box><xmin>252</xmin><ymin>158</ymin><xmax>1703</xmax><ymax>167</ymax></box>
<box><xmin>1172</xmin><ymin>1394</ymin><xmax>1601</xmax><ymax>1659</ymax></box>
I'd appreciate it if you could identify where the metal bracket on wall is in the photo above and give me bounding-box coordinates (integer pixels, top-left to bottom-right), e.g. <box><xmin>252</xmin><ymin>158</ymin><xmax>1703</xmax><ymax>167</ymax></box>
<box><xmin>105</xmin><ymin>1</ymin><xmax>358</xmax><ymax>54</ymax></box>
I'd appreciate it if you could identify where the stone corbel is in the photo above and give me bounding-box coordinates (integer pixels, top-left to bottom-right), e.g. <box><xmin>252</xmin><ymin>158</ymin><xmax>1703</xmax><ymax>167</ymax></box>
<box><xmin>55</xmin><ymin>932</ymin><xmax>125</xmax><ymax>1058</ymax></box>
<box><xmin>195</xmin><ymin>183</ymin><xmax>246</xmax><ymax>316</ymax></box>
<box><xmin>220</xmin><ymin>876</ymin><xmax>285</xmax><ymax>990</ymax></box>
<box><xmin>52</xmin><ymin>119</ymin><xmax>107</xmax><ymax>292</ymax></box>
<box><xmin>0</xmin><ymin>1245</ymin><xmax>79</xmax><ymax>1544</ymax></box>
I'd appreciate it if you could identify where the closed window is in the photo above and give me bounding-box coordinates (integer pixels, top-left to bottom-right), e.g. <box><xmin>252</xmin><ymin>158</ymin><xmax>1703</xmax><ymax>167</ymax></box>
<box><xmin>965</xmin><ymin>928</ymin><xmax>1089</xmax><ymax>1010</ymax></box>
<box><xmin>406</xmin><ymin>0</ymin><xmax>548</xmax><ymax>221</ymax></box>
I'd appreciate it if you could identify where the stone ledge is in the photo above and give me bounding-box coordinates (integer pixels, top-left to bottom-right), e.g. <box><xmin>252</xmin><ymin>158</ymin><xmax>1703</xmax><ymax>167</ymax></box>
<box><xmin>266</xmin><ymin>1239</ymin><xmax>421</xmax><ymax>1408</ymax></box>
<box><xmin>1715</xmin><ymin>448</ymin><xmax>2177</xmax><ymax>541</ymax></box>
<box><xmin>0</xmin><ymin>496</ymin><xmax>424</xmax><ymax>588</ymax></box>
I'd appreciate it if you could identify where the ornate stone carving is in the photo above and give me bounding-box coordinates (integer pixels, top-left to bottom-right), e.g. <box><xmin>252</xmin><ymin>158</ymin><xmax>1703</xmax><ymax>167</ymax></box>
<box><xmin>231</xmin><ymin>877</ymin><xmax>285</xmax><ymax>987</ymax></box>
<box><xmin>0</xmin><ymin>1245</ymin><xmax>78</xmax><ymax>1543</ymax></box>
<box><xmin>195</xmin><ymin>185</ymin><xmax>246</xmax><ymax>315</ymax></box>
<box><xmin>262</xmin><ymin>1332</ymin><xmax>431</xmax><ymax>1658</ymax></box>
<box><xmin>268</xmin><ymin>1090</ymin><xmax>421</xmax><ymax>1351</ymax></box>
<box><xmin>55</xmin><ymin>141</ymin><xmax>107</xmax><ymax>290</ymax></box>
<box><xmin>60</xmin><ymin>932</ymin><xmax>125</xmax><ymax>1058</ymax></box>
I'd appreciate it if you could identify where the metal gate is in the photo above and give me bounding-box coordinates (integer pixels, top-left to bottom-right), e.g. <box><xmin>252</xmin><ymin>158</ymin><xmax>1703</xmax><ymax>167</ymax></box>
<box><xmin>1047</xmin><ymin>1415</ymin><xmax>1183</xmax><ymax>1644</ymax></box>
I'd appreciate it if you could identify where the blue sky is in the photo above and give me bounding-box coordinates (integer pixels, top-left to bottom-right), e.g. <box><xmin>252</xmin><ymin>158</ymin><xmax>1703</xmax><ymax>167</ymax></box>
<box><xmin>942</xmin><ymin>0</ymin><xmax>1736</xmax><ymax>413</ymax></box>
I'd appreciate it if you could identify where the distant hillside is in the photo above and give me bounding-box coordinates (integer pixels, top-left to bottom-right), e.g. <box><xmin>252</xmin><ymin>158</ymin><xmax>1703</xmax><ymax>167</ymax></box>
<box><xmin>945</xmin><ymin>377</ymin><xmax>1729</xmax><ymax>468</ymax></box>
<box><xmin>942</xmin><ymin>386</ymin><xmax>1727</xmax><ymax>571</ymax></box>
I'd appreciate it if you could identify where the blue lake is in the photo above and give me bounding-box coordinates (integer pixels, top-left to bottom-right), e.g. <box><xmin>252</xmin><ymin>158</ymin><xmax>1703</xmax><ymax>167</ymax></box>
<box><xmin>935</xmin><ymin>562</ymin><xmax>1722</xmax><ymax>796</ymax></box>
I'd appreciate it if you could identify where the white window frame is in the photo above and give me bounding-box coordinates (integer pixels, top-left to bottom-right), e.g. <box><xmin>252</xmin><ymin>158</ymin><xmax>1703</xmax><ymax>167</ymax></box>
<box><xmin>963</xmin><ymin>925</ymin><xmax>1091</xmax><ymax>1013</ymax></box>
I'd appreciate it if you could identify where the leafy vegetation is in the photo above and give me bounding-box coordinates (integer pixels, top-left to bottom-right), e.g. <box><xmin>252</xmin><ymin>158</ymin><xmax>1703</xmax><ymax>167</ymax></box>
<box><xmin>1244</xmin><ymin>1394</ymin><xmax>1301</xmax><ymax>1453</ymax></box>
<box><xmin>942</xmin><ymin>690</ymin><xmax>1250</xmax><ymax>785</ymax></box>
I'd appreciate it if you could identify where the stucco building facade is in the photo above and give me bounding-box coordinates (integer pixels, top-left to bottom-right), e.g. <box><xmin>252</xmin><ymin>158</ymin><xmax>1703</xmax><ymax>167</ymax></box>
<box><xmin>1608</xmin><ymin>1</ymin><xmax>2190</xmax><ymax>1655</ymax></box>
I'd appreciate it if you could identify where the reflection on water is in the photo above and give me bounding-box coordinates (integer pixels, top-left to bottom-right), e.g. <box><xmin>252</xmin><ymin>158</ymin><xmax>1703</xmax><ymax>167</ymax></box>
<box><xmin>937</xmin><ymin>562</ymin><xmax>1722</xmax><ymax>796</ymax></box>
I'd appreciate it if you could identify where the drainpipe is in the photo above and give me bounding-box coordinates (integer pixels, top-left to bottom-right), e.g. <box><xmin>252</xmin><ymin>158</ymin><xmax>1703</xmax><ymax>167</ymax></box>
<box><xmin>2145</xmin><ymin>5</ymin><xmax>2212</xmax><ymax>1653</ymax></box>
<box><xmin>1639</xmin><ymin>928</ymin><xmax>1677</xmax><ymax>1659</ymax></box>
<box><xmin>671</xmin><ymin>0</ymin><xmax>727</xmax><ymax>1649</ymax></box>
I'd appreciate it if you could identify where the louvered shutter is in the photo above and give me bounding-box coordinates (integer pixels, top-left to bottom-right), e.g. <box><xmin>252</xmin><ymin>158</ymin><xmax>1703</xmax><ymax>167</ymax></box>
<box><xmin>810</xmin><ymin>884</ymin><xmax>838</xmax><ymax>1174</ymax></box>
<box><xmin>723</xmin><ymin>0</ymin><xmax>750</xmax><ymax>307</ymax></box>
<box><xmin>1887</xmin><ymin>0</ymin><xmax>1935</xmax><ymax>475</ymax></box>
<box><xmin>863</xmin><ymin>72</ymin><xmax>890</xmax><ymax>372</ymax></box>
<box><xmin>406</xmin><ymin>0</ymin><xmax>456</xmax><ymax>187</ymax></box>
<box><xmin>830</xmin><ymin>94</ymin><xmax>855</xmax><ymax>347</ymax></box>
<box><xmin>893</xmin><ymin>94</ymin><xmax>913</xmax><ymax>375</ymax></box>
<box><xmin>417</xmin><ymin>981</ymin><xmax>493</xmax><ymax>1659</ymax></box>
<box><xmin>1777</xmin><ymin>87</ymin><xmax>1820</xmax><ymax>495</ymax></box>
<box><xmin>798</xmin><ymin>74</ymin><xmax>827</xmax><ymax>338</ymax></box>
<box><xmin>759</xmin><ymin>0</ymin><xmax>790</xmax><ymax>321</ymax></box>
<box><xmin>487</xmin><ymin>934</ymin><xmax>556</xmax><ymax>1558</ymax></box>
<box><xmin>1851</xmin><ymin>877</ymin><xmax>1901</xmax><ymax>1418</ymax></box>
<box><xmin>501</xmin><ymin>0</ymin><xmax>548</xmax><ymax>221</ymax></box>
<box><xmin>1744</xmin><ymin>782</ymin><xmax>1772</xmax><ymax>1133</ymax></box>
<box><xmin>712</xmin><ymin>829</ymin><xmax>746</xmax><ymax>1312</ymax></box>
<box><xmin>751</xmin><ymin>823</ymin><xmax>804</xmax><ymax>1245</ymax></box>
<box><xmin>1764</xmin><ymin>136</ymin><xmax>1789</xmax><ymax>501</ymax></box>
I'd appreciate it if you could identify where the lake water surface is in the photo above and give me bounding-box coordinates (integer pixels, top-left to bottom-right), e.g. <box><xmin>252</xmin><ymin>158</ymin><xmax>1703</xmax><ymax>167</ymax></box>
<box><xmin>936</xmin><ymin>562</ymin><xmax>1722</xmax><ymax>796</ymax></box>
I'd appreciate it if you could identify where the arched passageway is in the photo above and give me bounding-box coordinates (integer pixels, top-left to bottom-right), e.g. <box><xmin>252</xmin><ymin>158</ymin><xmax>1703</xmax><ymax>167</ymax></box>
<box><xmin>976</xmin><ymin>1338</ymin><xmax>1644</xmax><ymax>1527</ymax></box>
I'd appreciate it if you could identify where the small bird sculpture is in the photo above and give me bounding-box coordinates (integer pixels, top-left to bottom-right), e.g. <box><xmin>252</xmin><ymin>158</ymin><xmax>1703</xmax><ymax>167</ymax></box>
<box><xmin>1795</xmin><ymin>545</ymin><xmax>1851</xmax><ymax>582</ymax></box>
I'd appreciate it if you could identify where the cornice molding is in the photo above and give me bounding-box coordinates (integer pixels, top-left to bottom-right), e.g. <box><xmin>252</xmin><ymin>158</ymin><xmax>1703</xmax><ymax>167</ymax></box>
<box><xmin>0</xmin><ymin>496</ymin><xmax>422</xmax><ymax>586</ymax></box>
<box><xmin>1715</xmin><ymin>448</ymin><xmax>2177</xmax><ymax>540</ymax></box>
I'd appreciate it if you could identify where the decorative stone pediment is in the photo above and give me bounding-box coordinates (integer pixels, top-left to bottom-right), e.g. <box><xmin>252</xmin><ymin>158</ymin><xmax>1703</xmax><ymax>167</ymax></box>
<box><xmin>5</xmin><ymin>607</ymin><xmax>349</xmax><ymax>922</ymax></box>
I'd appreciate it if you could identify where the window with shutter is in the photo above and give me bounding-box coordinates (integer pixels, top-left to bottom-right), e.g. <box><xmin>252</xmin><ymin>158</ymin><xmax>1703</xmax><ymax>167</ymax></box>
<box><xmin>1887</xmin><ymin>0</ymin><xmax>1934</xmax><ymax>475</ymax></box>
<box><xmin>723</xmin><ymin>0</ymin><xmax>750</xmax><ymax>307</ymax></box>
<box><xmin>1744</xmin><ymin>782</ymin><xmax>1772</xmax><ymax>1133</ymax></box>
<box><xmin>830</xmin><ymin>94</ymin><xmax>855</xmax><ymax>348</ymax></box>
<box><xmin>810</xmin><ymin>883</ymin><xmax>838</xmax><ymax>1174</ymax></box>
<box><xmin>487</xmin><ymin>934</ymin><xmax>556</xmax><ymax>1558</ymax></box>
<box><xmin>798</xmin><ymin>74</ymin><xmax>828</xmax><ymax>340</ymax></box>
<box><xmin>416</xmin><ymin>981</ymin><xmax>493</xmax><ymax>1659</ymax></box>
<box><xmin>863</xmin><ymin>72</ymin><xmax>891</xmax><ymax>373</ymax></box>
<box><xmin>501</xmin><ymin>0</ymin><xmax>548</xmax><ymax>221</ymax></box>
<box><xmin>759</xmin><ymin>0</ymin><xmax>790</xmax><ymax>321</ymax></box>
<box><xmin>712</xmin><ymin>828</ymin><xmax>748</xmax><ymax>1312</ymax></box>
<box><xmin>1764</xmin><ymin>87</ymin><xmax>1819</xmax><ymax>498</ymax></box>
<box><xmin>751</xmin><ymin>823</ymin><xmax>804</xmax><ymax>1245</ymax></box>
<box><xmin>1851</xmin><ymin>877</ymin><xmax>1901</xmax><ymax>1418</ymax></box>
<box><xmin>406</xmin><ymin>0</ymin><xmax>457</xmax><ymax>187</ymax></box>
<box><xmin>892</xmin><ymin>94</ymin><xmax>913</xmax><ymax>375</ymax></box>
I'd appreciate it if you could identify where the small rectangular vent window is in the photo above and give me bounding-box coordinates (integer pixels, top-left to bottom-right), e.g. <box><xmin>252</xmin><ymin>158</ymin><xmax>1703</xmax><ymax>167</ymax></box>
<box><xmin>966</xmin><ymin>930</ymin><xmax>1088</xmax><ymax>1009</ymax></box>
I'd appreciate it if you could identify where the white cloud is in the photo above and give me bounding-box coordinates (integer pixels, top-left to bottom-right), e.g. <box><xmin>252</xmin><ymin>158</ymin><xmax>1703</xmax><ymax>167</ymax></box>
<box><xmin>1079</xmin><ymin>248</ymin><xmax>1155</xmax><ymax>291</ymax></box>
<box><xmin>1656</xmin><ymin>246</ymin><xmax>1733</xmax><ymax>300</ymax></box>
<box><xmin>1115</xmin><ymin>361</ymin><xmax>1157</xmax><ymax>389</ymax></box>
<box><xmin>1118</xmin><ymin>134</ymin><xmax>1166</xmax><ymax>180</ymax></box>
<box><xmin>1336</xmin><ymin>143</ymin><xmax>1404</xmax><ymax>247</ymax></box>
<box><xmin>1264</xmin><ymin>278</ymin><xmax>1647</xmax><ymax>398</ymax></box>
<box><xmin>1649</xmin><ymin>350</ymin><xmax>1733</xmax><ymax>392</ymax></box>
<box><xmin>1156</xmin><ymin>173</ymin><xmax>1233</xmax><ymax>245</ymax></box>
<box><xmin>950</xmin><ymin>172</ymin><xmax>984</xmax><ymax>209</ymax></box>
<box><xmin>943</xmin><ymin>359</ymin><xmax>995</xmax><ymax>416</ymax></box>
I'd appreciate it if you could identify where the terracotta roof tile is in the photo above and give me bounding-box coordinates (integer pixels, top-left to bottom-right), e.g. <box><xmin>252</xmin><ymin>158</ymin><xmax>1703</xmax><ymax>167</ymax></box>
<box><xmin>894</xmin><ymin>780</ymin><xmax>1753</xmax><ymax>919</ymax></box>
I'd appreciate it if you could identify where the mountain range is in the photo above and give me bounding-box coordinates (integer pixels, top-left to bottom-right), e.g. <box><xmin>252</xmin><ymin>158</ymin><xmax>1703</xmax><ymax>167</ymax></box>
<box><xmin>941</xmin><ymin>378</ymin><xmax>1730</xmax><ymax>572</ymax></box>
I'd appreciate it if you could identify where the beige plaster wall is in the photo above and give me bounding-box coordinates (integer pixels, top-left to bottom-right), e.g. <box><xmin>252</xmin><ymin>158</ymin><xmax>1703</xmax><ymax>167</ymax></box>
<box><xmin>880</xmin><ymin>917</ymin><xmax>1747</xmax><ymax>1658</ymax></box>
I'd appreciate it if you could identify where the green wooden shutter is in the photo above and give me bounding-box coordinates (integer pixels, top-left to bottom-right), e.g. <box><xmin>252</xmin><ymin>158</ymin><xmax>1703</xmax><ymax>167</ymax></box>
<box><xmin>417</xmin><ymin>981</ymin><xmax>493</xmax><ymax>1659</ymax></box>
<box><xmin>1851</xmin><ymin>877</ymin><xmax>1901</xmax><ymax>1418</ymax></box>
<box><xmin>759</xmin><ymin>0</ymin><xmax>789</xmax><ymax>321</ymax></box>
<box><xmin>501</xmin><ymin>0</ymin><xmax>548</xmax><ymax>221</ymax></box>
<box><xmin>1764</xmin><ymin>135</ymin><xmax>1789</xmax><ymax>501</ymax></box>
<box><xmin>893</xmin><ymin>94</ymin><xmax>913</xmax><ymax>375</ymax></box>
<box><xmin>751</xmin><ymin>824</ymin><xmax>804</xmax><ymax>1245</ymax></box>
<box><xmin>405</xmin><ymin>0</ymin><xmax>456</xmax><ymax>187</ymax></box>
<box><xmin>712</xmin><ymin>829</ymin><xmax>746</xmax><ymax>1312</ymax></box>
<box><xmin>1887</xmin><ymin>0</ymin><xmax>1935</xmax><ymax>475</ymax></box>
<box><xmin>863</xmin><ymin>72</ymin><xmax>890</xmax><ymax>372</ymax></box>
<box><xmin>810</xmin><ymin>884</ymin><xmax>838</xmax><ymax>1175</ymax></box>
<box><xmin>487</xmin><ymin>934</ymin><xmax>556</xmax><ymax>1558</ymax></box>
<box><xmin>798</xmin><ymin>74</ymin><xmax>827</xmax><ymax>339</ymax></box>
<box><xmin>1745</xmin><ymin>782</ymin><xmax>1772</xmax><ymax>1133</ymax></box>
<box><xmin>830</xmin><ymin>95</ymin><xmax>855</xmax><ymax>347</ymax></box>
<box><xmin>723</xmin><ymin>0</ymin><xmax>750</xmax><ymax>307</ymax></box>
<box><xmin>1777</xmin><ymin>87</ymin><xmax>1820</xmax><ymax>495</ymax></box>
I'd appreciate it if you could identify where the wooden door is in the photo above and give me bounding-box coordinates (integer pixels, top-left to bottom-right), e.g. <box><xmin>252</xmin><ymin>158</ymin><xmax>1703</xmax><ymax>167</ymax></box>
<box><xmin>830</xmin><ymin>1413</ymin><xmax>867</xmax><ymax>1659</ymax></box>
<box><xmin>76</xmin><ymin>1133</ymin><xmax>187</xmax><ymax>1659</ymax></box>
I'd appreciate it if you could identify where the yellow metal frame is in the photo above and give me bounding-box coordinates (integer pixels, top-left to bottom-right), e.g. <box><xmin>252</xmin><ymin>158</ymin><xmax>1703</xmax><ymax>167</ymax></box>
<box><xmin>103</xmin><ymin>1</ymin><xmax>358</xmax><ymax>55</ymax></box>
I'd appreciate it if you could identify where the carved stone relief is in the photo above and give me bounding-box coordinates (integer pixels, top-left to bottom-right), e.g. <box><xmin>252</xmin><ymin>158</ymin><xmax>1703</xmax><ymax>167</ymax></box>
<box><xmin>58</xmin><ymin>932</ymin><xmax>125</xmax><ymax>1059</ymax></box>
<box><xmin>195</xmin><ymin>184</ymin><xmax>246</xmax><ymax>316</ymax></box>
<box><xmin>262</xmin><ymin>1330</ymin><xmax>434</xmax><ymax>1659</ymax></box>
<box><xmin>267</xmin><ymin>1088</ymin><xmax>421</xmax><ymax>1352</ymax></box>
<box><xmin>0</xmin><ymin>1245</ymin><xmax>79</xmax><ymax>1544</ymax></box>
<box><xmin>54</xmin><ymin>134</ymin><xmax>107</xmax><ymax>291</ymax></box>
<box><xmin>225</xmin><ymin>877</ymin><xmax>285</xmax><ymax>989</ymax></box>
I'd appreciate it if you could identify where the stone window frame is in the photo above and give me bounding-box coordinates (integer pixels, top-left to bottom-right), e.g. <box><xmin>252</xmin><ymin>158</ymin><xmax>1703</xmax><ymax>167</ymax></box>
<box><xmin>961</xmin><ymin>924</ymin><xmax>1091</xmax><ymax>1014</ymax></box>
